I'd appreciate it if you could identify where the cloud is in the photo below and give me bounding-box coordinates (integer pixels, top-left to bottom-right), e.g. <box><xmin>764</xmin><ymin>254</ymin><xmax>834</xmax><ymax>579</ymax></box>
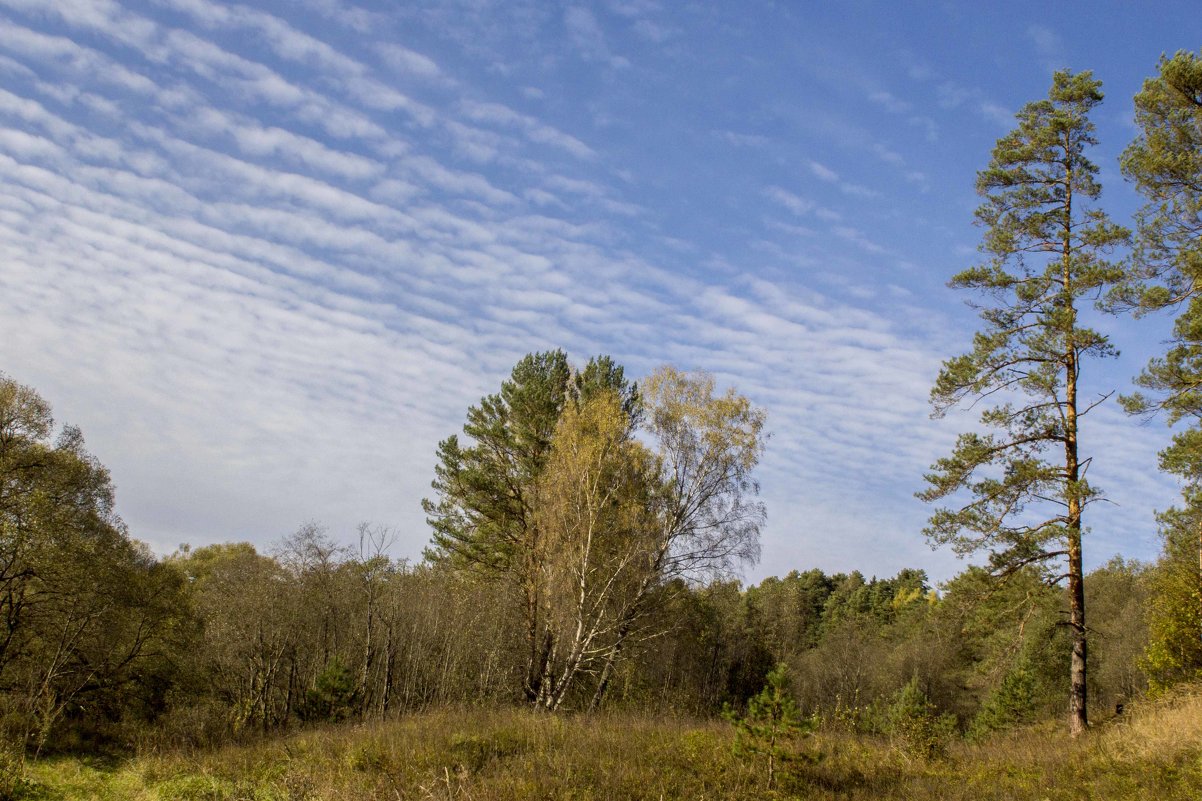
<box><xmin>868</xmin><ymin>90</ymin><xmax>910</xmax><ymax>114</ymax></box>
<box><xmin>0</xmin><ymin>1</ymin><xmax>1172</xmax><ymax>587</ymax></box>
<box><xmin>714</xmin><ymin>129</ymin><xmax>769</xmax><ymax>148</ymax></box>
<box><xmin>833</xmin><ymin>225</ymin><xmax>888</xmax><ymax>255</ymax></box>
<box><xmin>564</xmin><ymin>6</ymin><xmax>629</xmax><ymax>68</ymax></box>
<box><xmin>459</xmin><ymin>100</ymin><xmax>595</xmax><ymax>159</ymax></box>
<box><xmin>807</xmin><ymin>161</ymin><xmax>880</xmax><ymax>198</ymax></box>
<box><xmin>1026</xmin><ymin>24</ymin><xmax>1066</xmax><ymax>72</ymax></box>
<box><xmin>977</xmin><ymin>101</ymin><xmax>1014</xmax><ymax>128</ymax></box>
<box><xmin>936</xmin><ymin>80</ymin><xmax>972</xmax><ymax>109</ymax></box>
<box><xmin>809</xmin><ymin>160</ymin><xmax>839</xmax><ymax>183</ymax></box>
<box><xmin>763</xmin><ymin>185</ymin><xmax>815</xmax><ymax>216</ymax></box>
<box><xmin>376</xmin><ymin>42</ymin><xmax>444</xmax><ymax>80</ymax></box>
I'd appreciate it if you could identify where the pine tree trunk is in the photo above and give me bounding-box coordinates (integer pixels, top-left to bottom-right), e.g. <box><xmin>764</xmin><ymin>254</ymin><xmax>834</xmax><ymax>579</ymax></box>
<box><xmin>1063</xmin><ymin>174</ymin><xmax>1088</xmax><ymax>738</ymax></box>
<box><xmin>1067</xmin><ymin>529</ymin><xmax>1088</xmax><ymax>735</ymax></box>
<box><xmin>1065</xmin><ymin>359</ymin><xmax>1088</xmax><ymax>736</ymax></box>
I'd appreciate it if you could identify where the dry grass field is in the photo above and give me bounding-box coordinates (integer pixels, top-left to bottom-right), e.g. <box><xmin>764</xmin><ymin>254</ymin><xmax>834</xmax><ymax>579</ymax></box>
<box><xmin>14</xmin><ymin>687</ymin><xmax>1202</xmax><ymax>800</ymax></box>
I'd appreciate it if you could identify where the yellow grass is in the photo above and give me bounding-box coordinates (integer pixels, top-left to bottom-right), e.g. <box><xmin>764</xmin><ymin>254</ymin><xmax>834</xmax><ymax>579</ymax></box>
<box><xmin>16</xmin><ymin>690</ymin><xmax>1202</xmax><ymax>800</ymax></box>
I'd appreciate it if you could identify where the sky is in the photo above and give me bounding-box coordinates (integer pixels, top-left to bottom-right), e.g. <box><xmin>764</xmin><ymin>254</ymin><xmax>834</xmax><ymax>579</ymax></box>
<box><xmin>0</xmin><ymin>0</ymin><xmax>1197</xmax><ymax>585</ymax></box>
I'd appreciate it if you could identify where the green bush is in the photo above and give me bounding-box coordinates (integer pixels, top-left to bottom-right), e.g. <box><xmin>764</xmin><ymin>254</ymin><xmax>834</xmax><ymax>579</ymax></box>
<box><xmin>887</xmin><ymin>678</ymin><xmax>957</xmax><ymax>761</ymax></box>
<box><xmin>0</xmin><ymin>747</ymin><xmax>45</xmax><ymax>801</ymax></box>
<box><xmin>970</xmin><ymin>666</ymin><xmax>1037</xmax><ymax>738</ymax></box>
<box><xmin>300</xmin><ymin>658</ymin><xmax>358</xmax><ymax>723</ymax></box>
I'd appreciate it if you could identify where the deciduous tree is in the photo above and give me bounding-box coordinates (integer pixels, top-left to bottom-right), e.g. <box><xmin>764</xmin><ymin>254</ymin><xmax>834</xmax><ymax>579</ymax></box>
<box><xmin>0</xmin><ymin>375</ymin><xmax>186</xmax><ymax>752</ymax></box>
<box><xmin>424</xmin><ymin>358</ymin><xmax>765</xmax><ymax>710</ymax></box>
<box><xmin>423</xmin><ymin>351</ymin><xmax>639</xmax><ymax>703</ymax></box>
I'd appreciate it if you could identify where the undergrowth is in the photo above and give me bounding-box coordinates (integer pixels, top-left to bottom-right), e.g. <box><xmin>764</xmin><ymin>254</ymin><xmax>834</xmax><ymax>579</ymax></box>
<box><xmin>10</xmin><ymin>690</ymin><xmax>1202</xmax><ymax>800</ymax></box>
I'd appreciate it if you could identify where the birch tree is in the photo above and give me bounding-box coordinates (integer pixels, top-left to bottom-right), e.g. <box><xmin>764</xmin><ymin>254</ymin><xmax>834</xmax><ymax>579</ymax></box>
<box><xmin>423</xmin><ymin>351</ymin><xmax>638</xmax><ymax>703</ymax></box>
<box><xmin>424</xmin><ymin>358</ymin><xmax>765</xmax><ymax>710</ymax></box>
<box><xmin>529</xmin><ymin>390</ymin><xmax>656</xmax><ymax>709</ymax></box>
<box><xmin>584</xmin><ymin>366</ymin><xmax>766</xmax><ymax>710</ymax></box>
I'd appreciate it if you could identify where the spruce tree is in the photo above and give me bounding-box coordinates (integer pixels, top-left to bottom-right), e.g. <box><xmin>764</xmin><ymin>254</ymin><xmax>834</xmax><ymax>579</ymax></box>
<box><xmin>918</xmin><ymin>71</ymin><xmax>1129</xmax><ymax>736</ymax></box>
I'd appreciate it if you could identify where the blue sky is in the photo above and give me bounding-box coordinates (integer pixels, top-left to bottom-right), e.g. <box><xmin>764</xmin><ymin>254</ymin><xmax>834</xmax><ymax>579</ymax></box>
<box><xmin>0</xmin><ymin>0</ymin><xmax>1195</xmax><ymax>583</ymax></box>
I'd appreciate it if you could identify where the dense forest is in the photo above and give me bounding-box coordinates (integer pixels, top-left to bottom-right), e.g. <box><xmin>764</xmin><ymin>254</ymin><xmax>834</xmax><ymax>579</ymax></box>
<box><xmin>1</xmin><ymin>52</ymin><xmax>1202</xmax><ymax>801</ymax></box>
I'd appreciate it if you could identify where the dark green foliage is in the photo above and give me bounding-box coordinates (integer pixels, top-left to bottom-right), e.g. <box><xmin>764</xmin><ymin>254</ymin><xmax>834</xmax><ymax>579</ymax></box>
<box><xmin>970</xmin><ymin>665</ymin><xmax>1037</xmax><ymax>737</ymax></box>
<box><xmin>302</xmin><ymin>659</ymin><xmax>358</xmax><ymax>723</ymax></box>
<box><xmin>887</xmin><ymin>678</ymin><xmax>957</xmax><ymax>760</ymax></box>
<box><xmin>821</xmin><ymin>569</ymin><xmax>929</xmax><ymax>630</ymax></box>
<box><xmin>936</xmin><ymin>566</ymin><xmax>1068</xmax><ymax>726</ymax></box>
<box><xmin>423</xmin><ymin>350</ymin><xmax>573</xmax><ymax>574</ymax></box>
<box><xmin>725</xmin><ymin>663</ymin><xmax>813</xmax><ymax>789</ymax></box>
<box><xmin>745</xmin><ymin>570</ymin><xmax>835</xmax><ymax>655</ymax></box>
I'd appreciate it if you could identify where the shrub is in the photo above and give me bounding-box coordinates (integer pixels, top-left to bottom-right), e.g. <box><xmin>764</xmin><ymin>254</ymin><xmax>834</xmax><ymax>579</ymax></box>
<box><xmin>301</xmin><ymin>658</ymin><xmax>358</xmax><ymax>723</ymax></box>
<box><xmin>887</xmin><ymin>678</ymin><xmax>957</xmax><ymax>761</ymax></box>
<box><xmin>970</xmin><ymin>666</ymin><xmax>1037</xmax><ymax>738</ymax></box>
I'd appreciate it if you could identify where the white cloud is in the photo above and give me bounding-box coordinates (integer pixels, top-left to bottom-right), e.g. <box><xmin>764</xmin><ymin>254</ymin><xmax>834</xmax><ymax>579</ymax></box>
<box><xmin>808</xmin><ymin>160</ymin><xmax>839</xmax><ymax>183</ymax></box>
<box><xmin>564</xmin><ymin>5</ymin><xmax>628</xmax><ymax>68</ymax></box>
<box><xmin>1026</xmin><ymin>24</ymin><xmax>1066</xmax><ymax>72</ymax></box>
<box><xmin>714</xmin><ymin>130</ymin><xmax>769</xmax><ymax>148</ymax></box>
<box><xmin>763</xmin><ymin>185</ymin><xmax>815</xmax><ymax>216</ymax></box>
<box><xmin>460</xmin><ymin>100</ymin><xmax>595</xmax><ymax>159</ymax></box>
<box><xmin>868</xmin><ymin>90</ymin><xmax>910</xmax><ymax>114</ymax></box>
<box><xmin>0</xmin><ymin>0</ymin><xmax>1173</xmax><ymax>585</ymax></box>
<box><xmin>978</xmin><ymin>101</ymin><xmax>1014</xmax><ymax>127</ymax></box>
<box><xmin>376</xmin><ymin>42</ymin><xmax>444</xmax><ymax>80</ymax></box>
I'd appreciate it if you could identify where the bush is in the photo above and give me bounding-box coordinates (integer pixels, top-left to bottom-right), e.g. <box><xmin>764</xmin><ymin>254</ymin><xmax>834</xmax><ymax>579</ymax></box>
<box><xmin>301</xmin><ymin>658</ymin><xmax>358</xmax><ymax>723</ymax></box>
<box><xmin>970</xmin><ymin>666</ymin><xmax>1037</xmax><ymax>738</ymax></box>
<box><xmin>888</xmin><ymin>678</ymin><xmax>957</xmax><ymax>761</ymax></box>
<box><xmin>0</xmin><ymin>746</ymin><xmax>44</xmax><ymax>801</ymax></box>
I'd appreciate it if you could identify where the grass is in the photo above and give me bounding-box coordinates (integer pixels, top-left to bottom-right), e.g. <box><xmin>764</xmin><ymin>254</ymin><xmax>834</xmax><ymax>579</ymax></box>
<box><xmin>13</xmin><ymin>690</ymin><xmax>1202</xmax><ymax>800</ymax></box>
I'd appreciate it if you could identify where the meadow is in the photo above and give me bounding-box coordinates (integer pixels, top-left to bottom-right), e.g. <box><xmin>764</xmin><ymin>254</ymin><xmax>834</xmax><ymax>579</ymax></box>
<box><xmin>15</xmin><ymin>685</ymin><xmax>1202</xmax><ymax>801</ymax></box>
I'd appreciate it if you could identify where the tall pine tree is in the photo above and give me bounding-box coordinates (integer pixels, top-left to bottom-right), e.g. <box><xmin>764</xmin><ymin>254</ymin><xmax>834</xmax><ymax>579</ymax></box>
<box><xmin>918</xmin><ymin>71</ymin><xmax>1129</xmax><ymax>736</ymax></box>
<box><xmin>1116</xmin><ymin>51</ymin><xmax>1202</xmax><ymax>673</ymax></box>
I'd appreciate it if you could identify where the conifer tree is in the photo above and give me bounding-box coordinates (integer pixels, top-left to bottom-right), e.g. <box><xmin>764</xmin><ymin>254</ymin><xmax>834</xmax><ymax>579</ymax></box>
<box><xmin>423</xmin><ymin>351</ymin><xmax>639</xmax><ymax>703</ymax></box>
<box><xmin>1115</xmin><ymin>51</ymin><xmax>1202</xmax><ymax>661</ymax></box>
<box><xmin>918</xmin><ymin>71</ymin><xmax>1129</xmax><ymax>736</ymax></box>
<box><xmin>726</xmin><ymin>663</ymin><xmax>811</xmax><ymax>790</ymax></box>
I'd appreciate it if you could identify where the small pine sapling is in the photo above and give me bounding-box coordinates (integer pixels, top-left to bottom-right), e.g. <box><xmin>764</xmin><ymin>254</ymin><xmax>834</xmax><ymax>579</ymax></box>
<box><xmin>725</xmin><ymin>663</ymin><xmax>813</xmax><ymax>790</ymax></box>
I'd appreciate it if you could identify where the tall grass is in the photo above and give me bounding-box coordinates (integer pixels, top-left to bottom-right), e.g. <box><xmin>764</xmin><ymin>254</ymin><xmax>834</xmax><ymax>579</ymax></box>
<box><xmin>16</xmin><ymin>690</ymin><xmax>1202</xmax><ymax>800</ymax></box>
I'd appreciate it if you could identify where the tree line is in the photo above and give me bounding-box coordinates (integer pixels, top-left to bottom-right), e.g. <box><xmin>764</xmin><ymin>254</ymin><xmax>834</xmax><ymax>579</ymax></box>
<box><xmin>0</xmin><ymin>51</ymin><xmax>1200</xmax><ymax>757</ymax></box>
